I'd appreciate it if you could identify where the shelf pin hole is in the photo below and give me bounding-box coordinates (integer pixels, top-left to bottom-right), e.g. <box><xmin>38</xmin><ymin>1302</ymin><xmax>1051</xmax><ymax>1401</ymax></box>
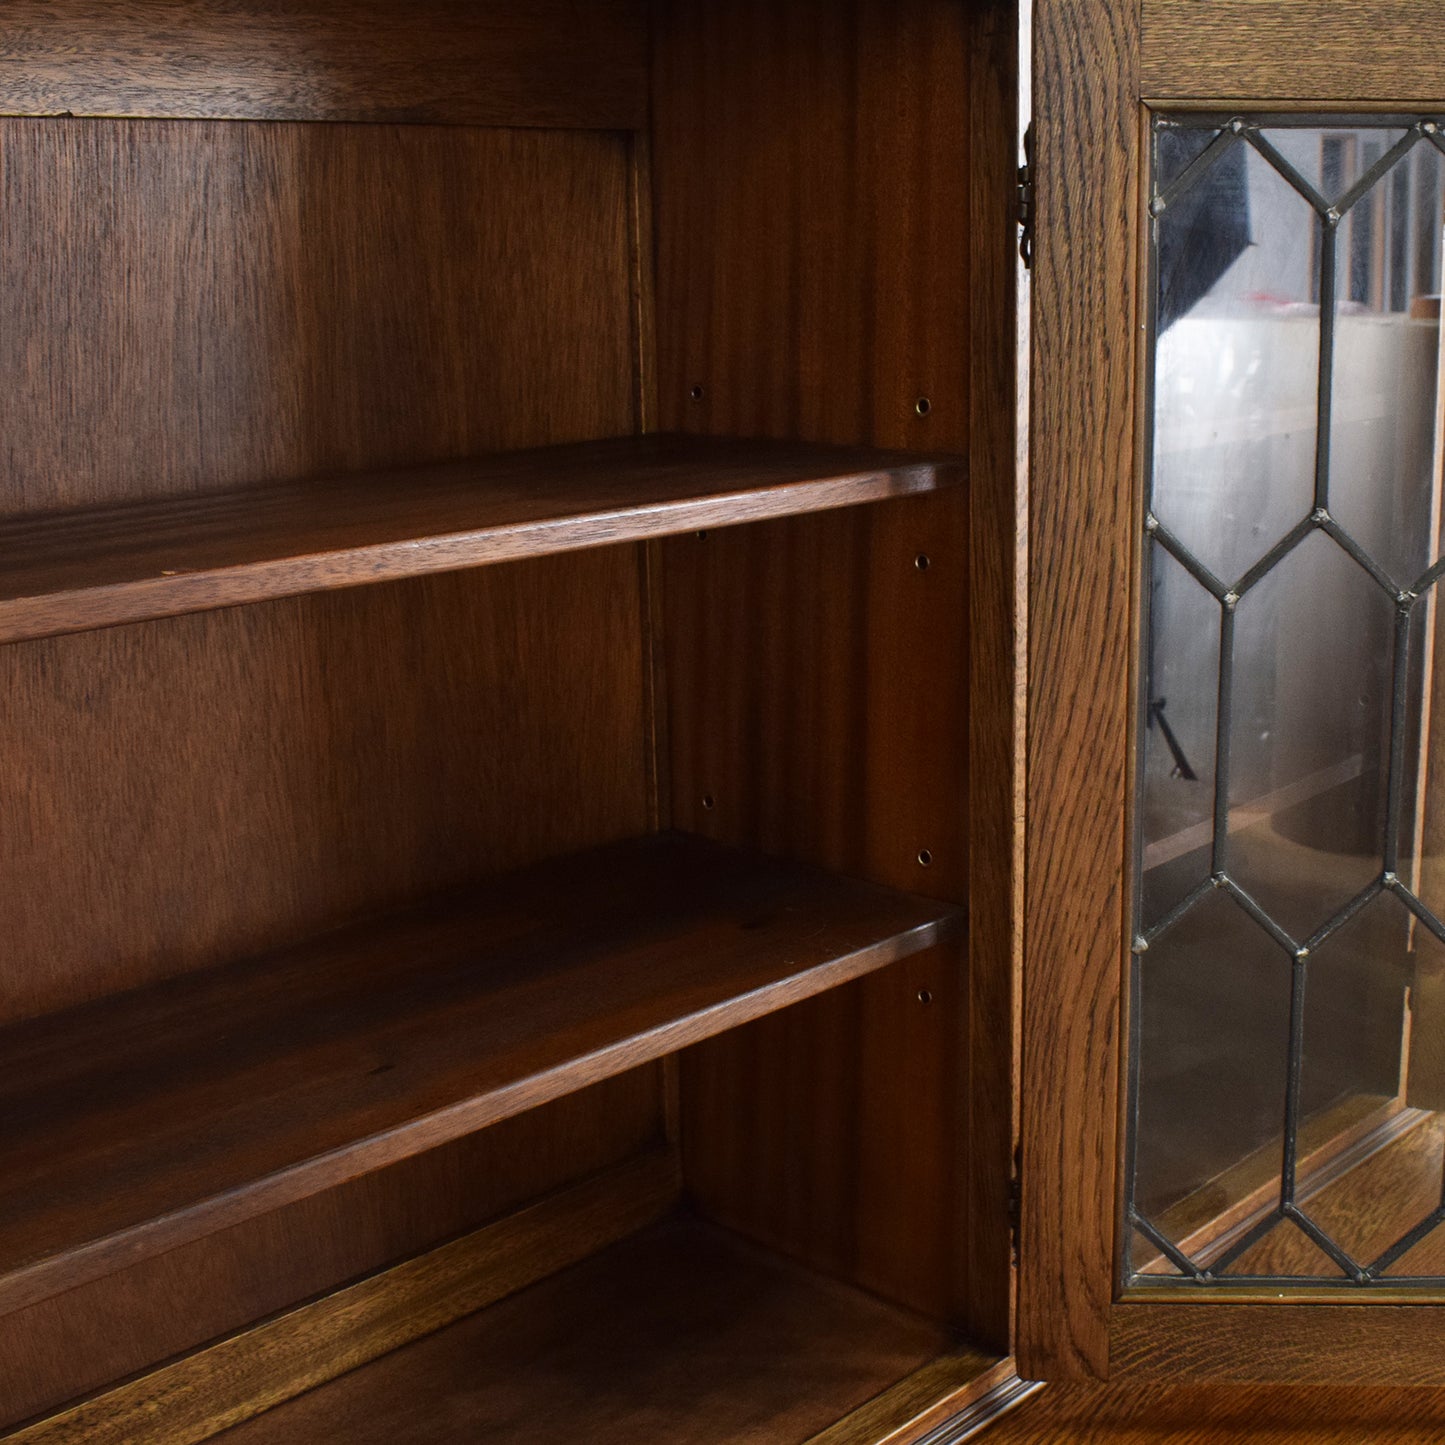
<box><xmin>917</xmin><ymin>988</ymin><xmax>933</xmax><ymax>1006</ymax></box>
<box><xmin>917</xmin><ymin>848</ymin><xmax>933</xmax><ymax>867</ymax></box>
<box><xmin>914</xmin><ymin>553</ymin><xmax>930</xmax><ymax>572</ymax></box>
<box><xmin>914</xmin><ymin>397</ymin><xmax>931</xmax><ymax>416</ymax></box>
<box><xmin>701</xmin><ymin>793</ymin><xmax>716</xmax><ymax>811</ymax></box>
<box><xmin>690</xmin><ymin>384</ymin><xmax>706</xmax><ymax>401</ymax></box>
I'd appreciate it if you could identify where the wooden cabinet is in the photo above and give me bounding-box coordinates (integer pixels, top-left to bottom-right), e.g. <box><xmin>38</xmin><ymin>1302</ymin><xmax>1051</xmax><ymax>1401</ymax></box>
<box><xmin>0</xmin><ymin>3</ymin><xmax>1028</xmax><ymax>1441</ymax></box>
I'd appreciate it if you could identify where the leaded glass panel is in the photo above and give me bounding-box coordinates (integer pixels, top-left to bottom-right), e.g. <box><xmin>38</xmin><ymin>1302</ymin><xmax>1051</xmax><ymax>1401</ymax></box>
<box><xmin>1127</xmin><ymin>114</ymin><xmax>1445</xmax><ymax>1289</ymax></box>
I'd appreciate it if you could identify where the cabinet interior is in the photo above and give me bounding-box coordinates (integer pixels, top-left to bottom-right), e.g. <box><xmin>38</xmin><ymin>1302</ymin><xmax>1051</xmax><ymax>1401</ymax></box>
<box><xmin>0</xmin><ymin>2</ymin><xmax>1019</xmax><ymax>1441</ymax></box>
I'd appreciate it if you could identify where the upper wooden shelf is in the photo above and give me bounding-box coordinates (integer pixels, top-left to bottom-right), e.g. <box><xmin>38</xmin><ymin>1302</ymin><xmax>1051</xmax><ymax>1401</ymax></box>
<box><xmin>0</xmin><ymin>435</ymin><xmax>963</xmax><ymax>644</ymax></box>
<box><xmin>0</xmin><ymin>831</ymin><xmax>957</xmax><ymax>1315</ymax></box>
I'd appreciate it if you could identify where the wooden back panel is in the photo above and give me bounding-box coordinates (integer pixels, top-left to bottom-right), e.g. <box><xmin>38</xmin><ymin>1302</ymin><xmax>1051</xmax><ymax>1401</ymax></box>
<box><xmin>1</xmin><ymin>556</ymin><xmax>652</xmax><ymax>1024</ymax></box>
<box><xmin>0</xmin><ymin>117</ymin><xmax>650</xmax><ymax>1019</ymax></box>
<box><xmin>0</xmin><ymin>120</ymin><xmax>637</xmax><ymax>515</ymax></box>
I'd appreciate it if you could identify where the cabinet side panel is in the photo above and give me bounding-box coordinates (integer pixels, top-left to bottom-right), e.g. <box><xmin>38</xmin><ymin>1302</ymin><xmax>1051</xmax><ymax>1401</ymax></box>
<box><xmin>0</xmin><ymin>1070</ymin><xmax>667</xmax><ymax>1430</ymax></box>
<box><xmin>0</xmin><ymin>0</ymin><xmax>647</xmax><ymax>129</ymax></box>
<box><xmin>652</xmin><ymin>0</ymin><xmax>977</xmax><ymax>1324</ymax></box>
<box><xmin>0</xmin><ymin>120</ymin><xmax>635</xmax><ymax>514</ymax></box>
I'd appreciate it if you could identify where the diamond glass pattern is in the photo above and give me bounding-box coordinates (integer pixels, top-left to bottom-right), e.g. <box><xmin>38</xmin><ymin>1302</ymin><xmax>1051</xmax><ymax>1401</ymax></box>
<box><xmin>1127</xmin><ymin>115</ymin><xmax>1445</xmax><ymax>1290</ymax></box>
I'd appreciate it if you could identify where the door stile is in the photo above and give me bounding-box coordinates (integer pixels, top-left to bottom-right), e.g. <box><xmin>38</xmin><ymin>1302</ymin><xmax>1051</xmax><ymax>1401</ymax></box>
<box><xmin>1018</xmin><ymin>0</ymin><xmax>1144</xmax><ymax>1381</ymax></box>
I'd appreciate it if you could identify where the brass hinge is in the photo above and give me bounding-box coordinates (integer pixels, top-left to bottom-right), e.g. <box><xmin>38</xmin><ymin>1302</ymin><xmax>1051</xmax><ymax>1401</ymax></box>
<box><xmin>1016</xmin><ymin>122</ymin><xmax>1035</xmax><ymax>271</ymax></box>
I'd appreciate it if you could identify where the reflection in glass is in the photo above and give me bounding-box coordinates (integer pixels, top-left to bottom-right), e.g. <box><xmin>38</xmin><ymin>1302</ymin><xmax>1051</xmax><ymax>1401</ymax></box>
<box><xmin>1152</xmin><ymin>144</ymin><xmax>1320</xmax><ymax>584</ymax></box>
<box><xmin>1139</xmin><ymin>545</ymin><xmax>1219</xmax><ymax>929</ymax></box>
<box><xmin>1128</xmin><ymin>116</ymin><xmax>1445</xmax><ymax>1289</ymax></box>
<box><xmin>1227</xmin><ymin>531</ymin><xmax>1392</xmax><ymax>941</ymax></box>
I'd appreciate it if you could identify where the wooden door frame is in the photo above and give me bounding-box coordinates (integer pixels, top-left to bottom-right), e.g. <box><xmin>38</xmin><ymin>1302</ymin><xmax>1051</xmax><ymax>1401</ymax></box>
<box><xmin>1020</xmin><ymin>0</ymin><xmax>1445</xmax><ymax>1383</ymax></box>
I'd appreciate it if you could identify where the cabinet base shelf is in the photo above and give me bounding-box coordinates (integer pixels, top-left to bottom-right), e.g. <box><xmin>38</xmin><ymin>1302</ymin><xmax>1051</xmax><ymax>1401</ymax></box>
<box><xmin>213</xmin><ymin>1216</ymin><xmax>966</xmax><ymax>1445</ymax></box>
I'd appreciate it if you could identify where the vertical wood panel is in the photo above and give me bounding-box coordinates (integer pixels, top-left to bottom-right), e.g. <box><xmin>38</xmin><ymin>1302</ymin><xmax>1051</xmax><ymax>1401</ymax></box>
<box><xmin>664</xmin><ymin>494</ymin><xmax>971</xmax><ymax>1318</ymax></box>
<box><xmin>652</xmin><ymin>0</ymin><xmax>983</xmax><ymax>1323</ymax></box>
<box><xmin>965</xmin><ymin>0</ymin><xmax>1026</xmax><ymax>1356</ymax></box>
<box><xmin>1020</xmin><ymin>0</ymin><xmax>1142</xmax><ymax>1379</ymax></box>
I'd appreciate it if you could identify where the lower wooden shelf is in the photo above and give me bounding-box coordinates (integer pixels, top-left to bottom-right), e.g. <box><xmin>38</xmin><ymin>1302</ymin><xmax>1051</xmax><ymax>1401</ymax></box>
<box><xmin>0</xmin><ymin>831</ymin><xmax>956</xmax><ymax>1315</ymax></box>
<box><xmin>211</xmin><ymin>1217</ymin><xmax>960</xmax><ymax>1445</ymax></box>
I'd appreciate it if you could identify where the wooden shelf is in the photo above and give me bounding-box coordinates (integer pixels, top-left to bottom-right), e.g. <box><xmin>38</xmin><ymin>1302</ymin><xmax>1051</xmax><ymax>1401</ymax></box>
<box><xmin>0</xmin><ymin>832</ymin><xmax>956</xmax><ymax>1315</ymax></box>
<box><xmin>212</xmin><ymin>1217</ymin><xmax>959</xmax><ymax>1445</ymax></box>
<box><xmin>0</xmin><ymin>435</ymin><xmax>962</xmax><ymax>644</ymax></box>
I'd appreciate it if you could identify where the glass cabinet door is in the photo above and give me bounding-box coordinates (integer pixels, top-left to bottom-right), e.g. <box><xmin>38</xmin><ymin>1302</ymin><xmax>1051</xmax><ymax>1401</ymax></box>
<box><xmin>1022</xmin><ymin>0</ymin><xmax>1445</xmax><ymax>1383</ymax></box>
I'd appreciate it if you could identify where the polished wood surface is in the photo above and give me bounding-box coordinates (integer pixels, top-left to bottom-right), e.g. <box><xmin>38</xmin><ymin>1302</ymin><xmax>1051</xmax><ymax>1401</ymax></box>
<box><xmin>987</xmin><ymin>1381</ymin><xmax>1445</xmax><ymax>1443</ymax></box>
<box><xmin>1141</xmin><ymin>0</ymin><xmax>1445</xmax><ymax>104</ymax></box>
<box><xmin>802</xmin><ymin>1352</ymin><xmax>1016</xmax><ymax>1445</ymax></box>
<box><xmin>0</xmin><ymin>832</ymin><xmax>954</xmax><ymax>1314</ymax></box>
<box><xmin>1019</xmin><ymin>0</ymin><xmax>1142</xmax><ymax>1380</ymax></box>
<box><xmin>0</xmin><ymin>118</ymin><xmax>634</xmax><ymax>516</ymax></box>
<box><xmin>651</xmin><ymin>0</ymin><xmax>991</xmax><ymax>1328</ymax></box>
<box><xmin>0</xmin><ymin>436</ymin><xmax>962</xmax><ymax>644</ymax></box>
<box><xmin>213</xmin><ymin>1218</ymin><xmax>953</xmax><ymax>1445</ymax></box>
<box><xmin>0</xmin><ymin>554</ymin><xmax>651</xmax><ymax>1024</ymax></box>
<box><xmin>1112</xmin><ymin>1304</ymin><xmax>1445</xmax><ymax>1385</ymax></box>
<box><xmin>0</xmin><ymin>0</ymin><xmax>647</xmax><ymax>127</ymax></box>
<box><xmin>6</xmin><ymin>1152</ymin><xmax>677</xmax><ymax>1445</ymax></box>
<box><xmin>0</xmin><ymin>1073</ymin><xmax>664</xmax><ymax>1432</ymax></box>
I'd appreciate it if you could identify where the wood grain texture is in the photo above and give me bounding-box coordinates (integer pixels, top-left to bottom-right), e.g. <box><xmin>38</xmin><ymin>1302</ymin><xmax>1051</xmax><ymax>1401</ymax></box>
<box><xmin>1019</xmin><ymin>0</ymin><xmax>1141</xmax><ymax>1380</ymax></box>
<box><xmin>0</xmin><ymin>1072</ymin><xmax>664</xmax><ymax>1432</ymax></box>
<box><xmin>0</xmin><ymin>436</ymin><xmax>962</xmax><ymax>643</ymax></box>
<box><xmin>212</xmin><ymin>1218</ymin><xmax>954</xmax><ymax>1445</ymax></box>
<box><xmin>665</xmin><ymin>496</ymin><xmax>971</xmax><ymax>1320</ymax></box>
<box><xmin>985</xmin><ymin>1380</ymin><xmax>1445</xmax><ymax>1442</ymax></box>
<box><xmin>652</xmin><ymin>0</ymin><xmax>971</xmax><ymax>451</ymax></box>
<box><xmin>1113</xmin><ymin>1303</ymin><xmax>1445</xmax><ymax>1384</ymax></box>
<box><xmin>0</xmin><ymin>553</ymin><xmax>650</xmax><ymax>1024</ymax></box>
<box><xmin>964</xmin><ymin>0</ymin><xmax>1026</xmax><ymax>1357</ymax></box>
<box><xmin>0</xmin><ymin>832</ymin><xmax>956</xmax><ymax>1315</ymax></box>
<box><xmin>651</xmin><ymin>0</ymin><xmax>984</xmax><ymax>1327</ymax></box>
<box><xmin>1142</xmin><ymin>1</ymin><xmax>1445</xmax><ymax>104</ymax></box>
<box><xmin>5</xmin><ymin>1151</ymin><xmax>677</xmax><ymax>1445</ymax></box>
<box><xmin>0</xmin><ymin>0</ymin><xmax>647</xmax><ymax>127</ymax></box>
<box><xmin>680</xmin><ymin>941</ymin><xmax>965</xmax><ymax>1321</ymax></box>
<box><xmin>800</xmin><ymin>1352</ymin><xmax>1015</xmax><ymax>1445</ymax></box>
<box><xmin>0</xmin><ymin>118</ymin><xmax>635</xmax><ymax>515</ymax></box>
